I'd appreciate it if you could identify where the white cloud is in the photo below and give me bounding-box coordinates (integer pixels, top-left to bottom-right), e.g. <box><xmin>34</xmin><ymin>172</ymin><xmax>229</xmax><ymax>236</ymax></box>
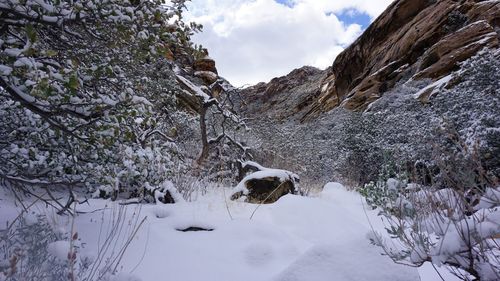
<box><xmin>185</xmin><ymin>0</ymin><xmax>393</xmax><ymax>86</ymax></box>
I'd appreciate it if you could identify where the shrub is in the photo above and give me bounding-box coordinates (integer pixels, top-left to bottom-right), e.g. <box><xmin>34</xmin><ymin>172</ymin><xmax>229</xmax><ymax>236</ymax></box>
<box><xmin>364</xmin><ymin>130</ymin><xmax>500</xmax><ymax>281</ymax></box>
<box><xmin>0</xmin><ymin>213</ymin><xmax>81</xmax><ymax>281</ymax></box>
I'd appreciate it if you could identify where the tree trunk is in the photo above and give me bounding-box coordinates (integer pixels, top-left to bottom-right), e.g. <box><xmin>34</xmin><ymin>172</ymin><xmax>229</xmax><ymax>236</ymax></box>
<box><xmin>197</xmin><ymin>106</ymin><xmax>209</xmax><ymax>164</ymax></box>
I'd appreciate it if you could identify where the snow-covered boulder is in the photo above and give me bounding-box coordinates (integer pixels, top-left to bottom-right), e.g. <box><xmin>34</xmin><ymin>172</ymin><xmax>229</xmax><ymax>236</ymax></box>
<box><xmin>193</xmin><ymin>55</ymin><xmax>218</xmax><ymax>84</ymax></box>
<box><xmin>231</xmin><ymin>161</ymin><xmax>299</xmax><ymax>204</ymax></box>
<box><xmin>194</xmin><ymin>70</ymin><xmax>218</xmax><ymax>84</ymax></box>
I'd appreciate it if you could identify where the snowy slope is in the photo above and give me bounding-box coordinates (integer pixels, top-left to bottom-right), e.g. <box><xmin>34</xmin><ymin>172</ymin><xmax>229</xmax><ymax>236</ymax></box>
<box><xmin>0</xmin><ymin>184</ymin><xmax>457</xmax><ymax>281</ymax></box>
<box><xmin>71</xmin><ymin>183</ymin><xmax>420</xmax><ymax>281</ymax></box>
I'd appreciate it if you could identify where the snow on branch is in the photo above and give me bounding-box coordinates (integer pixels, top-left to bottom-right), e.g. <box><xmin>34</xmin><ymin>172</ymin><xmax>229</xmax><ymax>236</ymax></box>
<box><xmin>241</xmin><ymin>161</ymin><xmax>267</xmax><ymax>172</ymax></box>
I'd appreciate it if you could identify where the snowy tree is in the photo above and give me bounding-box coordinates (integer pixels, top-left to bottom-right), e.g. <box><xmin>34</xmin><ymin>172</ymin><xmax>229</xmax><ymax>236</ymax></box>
<box><xmin>0</xmin><ymin>0</ymin><xmax>207</xmax><ymax>205</ymax></box>
<box><xmin>175</xmin><ymin>74</ymin><xmax>251</xmax><ymax>177</ymax></box>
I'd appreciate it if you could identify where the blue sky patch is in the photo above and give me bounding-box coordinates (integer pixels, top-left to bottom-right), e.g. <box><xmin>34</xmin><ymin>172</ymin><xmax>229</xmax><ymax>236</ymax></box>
<box><xmin>331</xmin><ymin>9</ymin><xmax>372</xmax><ymax>29</ymax></box>
<box><xmin>274</xmin><ymin>0</ymin><xmax>295</xmax><ymax>8</ymax></box>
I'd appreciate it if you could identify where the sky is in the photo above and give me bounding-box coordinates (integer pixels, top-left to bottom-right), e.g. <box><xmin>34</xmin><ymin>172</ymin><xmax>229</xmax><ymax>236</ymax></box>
<box><xmin>185</xmin><ymin>0</ymin><xmax>394</xmax><ymax>87</ymax></box>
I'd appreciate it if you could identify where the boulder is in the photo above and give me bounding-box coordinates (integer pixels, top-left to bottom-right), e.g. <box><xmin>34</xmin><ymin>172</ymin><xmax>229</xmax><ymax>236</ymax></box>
<box><xmin>194</xmin><ymin>70</ymin><xmax>218</xmax><ymax>84</ymax></box>
<box><xmin>231</xmin><ymin>162</ymin><xmax>300</xmax><ymax>204</ymax></box>
<box><xmin>193</xmin><ymin>56</ymin><xmax>219</xmax><ymax>85</ymax></box>
<box><xmin>194</xmin><ymin>56</ymin><xmax>218</xmax><ymax>74</ymax></box>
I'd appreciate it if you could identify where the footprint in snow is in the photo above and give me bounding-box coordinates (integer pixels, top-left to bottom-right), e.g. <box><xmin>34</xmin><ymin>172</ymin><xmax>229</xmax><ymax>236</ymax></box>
<box><xmin>244</xmin><ymin>242</ymin><xmax>275</xmax><ymax>266</ymax></box>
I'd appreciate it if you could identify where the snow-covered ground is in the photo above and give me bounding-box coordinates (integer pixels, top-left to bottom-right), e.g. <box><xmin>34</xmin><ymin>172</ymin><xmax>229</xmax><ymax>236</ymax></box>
<box><xmin>0</xmin><ymin>183</ymin><xmax>459</xmax><ymax>281</ymax></box>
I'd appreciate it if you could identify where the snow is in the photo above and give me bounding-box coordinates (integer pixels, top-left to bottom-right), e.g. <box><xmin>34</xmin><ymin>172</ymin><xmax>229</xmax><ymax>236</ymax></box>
<box><xmin>0</xmin><ymin>183</ymin><xmax>453</xmax><ymax>281</ymax></box>
<box><xmin>47</xmin><ymin>240</ymin><xmax>71</xmax><ymax>263</ymax></box>
<box><xmin>232</xmin><ymin>164</ymin><xmax>299</xmax><ymax>195</ymax></box>
<box><xmin>413</xmin><ymin>74</ymin><xmax>453</xmax><ymax>100</ymax></box>
<box><xmin>321</xmin><ymin>181</ymin><xmax>352</xmax><ymax>200</ymax></box>
<box><xmin>237</xmin><ymin>170</ymin><xmax>290</xmax><ymax>187</ymax></box>
<box><xmin>0</xmin><ymin>65</ymin><xmax>12</xmax><ymax>75</ymax></box>
<box><xmin>109</xmin><ymin>273</ymin><xmax>142</xmax><ymax>281</ymax></box>
<box><xmin>101</xmin><ymin>95</ymin><xmax>118</xmax><ymax>106</ymax></box>
<box><xmin>68</xmin><ymin>183</ymin><xmax>420</xmax><ymax>281</ymax></box>
<box><xmin>242</xmin><ymin>160</ymin><xmax>266</xmax><ymax>171</ymax></box>
<box><xmin>4</xmin><ymin>48</ymin><xmax>23</xmax><ymax>57</ymax></box>
<box><xmin>137</xmin><ymin>30</ymin><xmax>149</xmax><ymax>40</ymax></box>
<box><xmin>476</xmin><ymin>186</ymin><xmax>500</xmax><ymax>209</ymax></box>
<box><xmin>386</xmin><ymin>178</ymin><xmax>402</xmax><ymax>191</ymax></box>
<box><xmin>131</xmin><ymin>96</ymin><xmax>153</xmax><ymax>106</ymax></box>
<box><xmin>24</xmin><ymin>213</ymin><xmax>38</xmax><ymax>226</ymax></box>
<box><xmin>176</xmin><ymin>74</ymin><xmax>213</xmax><ymax>103</ymax></box>
<box><xmin>274</xmin><ymin>243</ymin><xmax>417</xmax><ymax>281</ymax></box>
<box><xmin>194</xmin><ymin>71</ymin><xmax>218</xmax><ymax>81</ymax></box>
<box><xmin>14</xmin><ymin>57</ymin><xmax>41</xmax><ymax>69</ymax></box>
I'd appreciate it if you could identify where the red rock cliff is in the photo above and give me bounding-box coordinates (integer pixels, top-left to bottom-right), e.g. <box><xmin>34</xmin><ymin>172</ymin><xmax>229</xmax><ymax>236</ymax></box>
<box><xmin>300</xmin><ymin>0</ymin><xmax>500</xmax><ymax>118</ymax></box>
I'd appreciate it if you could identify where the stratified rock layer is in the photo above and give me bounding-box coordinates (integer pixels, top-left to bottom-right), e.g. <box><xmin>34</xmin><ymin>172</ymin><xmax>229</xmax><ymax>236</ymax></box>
<box><xmin>194</xmin><ymin>56</ymin><xmax>219</xmax><ymax>84</ymax></box>
<box><xmin>241</xmin><ymin>0</ymin><xmax>500</xmax><ymax>121</ymax></box>
<box><xmin>305</xmin><ymin>0</ymin><xmax>499</xmax><ymax>118</ymax></box>
<box><xmin>241</xmin><ymin>66</ymin><xmax>326</xmax><ymax>121</ymax></box>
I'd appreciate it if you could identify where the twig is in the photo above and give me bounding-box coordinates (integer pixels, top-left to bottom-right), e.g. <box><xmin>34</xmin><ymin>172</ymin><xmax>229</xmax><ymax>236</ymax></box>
<box><xmin>249</xmin><ymin>181</ymin><xmax>286</xmax><ymax>220</ymax></box>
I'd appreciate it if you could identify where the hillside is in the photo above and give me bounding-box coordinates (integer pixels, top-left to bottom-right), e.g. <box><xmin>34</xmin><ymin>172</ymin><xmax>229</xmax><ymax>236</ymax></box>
<box><xmin>241</xmin><ymin>0</ymin><xmax>500</xmax><ymax>186</ymax></box>
<box><xmin>1</xmin><ymin>1</ymin><xmax>499</xmax><ymax>281</ymax></box>
<box><xmin>242</xmin><ymin>0</ymin><xmax>500</xmax><ymax>120</ymax></box>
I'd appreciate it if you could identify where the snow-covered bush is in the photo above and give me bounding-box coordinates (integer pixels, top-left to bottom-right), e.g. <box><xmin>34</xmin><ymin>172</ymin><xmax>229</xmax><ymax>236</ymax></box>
<box><xmin>246</xmin><ymin>49</ymin><xmax>499</xmax><ymax>188</ymax></box>
<box><xmin>432</xmin><ymin>49</ymin><xmax>500</xmax><ymax>179</ymax></box>
<box><xmin>0</xmin><ymin>202</ymin><xmax>148</xmax><ymax>281</ymax></box>
<box><xmin>0</xmin><ymin>213</ymin><xmax>85</xmax><ymax>281</ymax></box>
<box><xmin>360</xmin><ymin>178</ymin><xmax>406</xmax><ymax>212</ymax></box>
<box><xmin>0</xmin><ymin>0</ymin><xmax>214</xmax><ymax>200</ymax></box>
<box><xmin>335</xmin><ymin>113</ymin><xmax>387</xmax><ymax>185</ymax></box>
<box><xmin>365</xmin><ymin>134</ymin><xmax>500</xmax><ymax>281</ymax></box>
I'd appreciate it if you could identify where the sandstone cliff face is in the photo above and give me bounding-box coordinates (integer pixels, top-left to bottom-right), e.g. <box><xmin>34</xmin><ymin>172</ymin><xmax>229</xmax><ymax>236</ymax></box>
<box><xmin>241</xmin><ymin>66</ymin><xmax>326</xmax><ymax>121</ymax></box>
<box><xmin>242</xmin><ymin>0</ymin><xmax>500</xmax><ymax>121</ymax></box>
<box><xmin>305</xmin><ymin>0</ymin><xmax>500</xmax><ymax>118</ymax></box>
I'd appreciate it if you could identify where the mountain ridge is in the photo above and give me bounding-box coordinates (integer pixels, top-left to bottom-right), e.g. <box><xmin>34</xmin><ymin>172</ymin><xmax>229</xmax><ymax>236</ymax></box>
<box><xmin>240</xmin><ymin>0</ymin><xmax>500</xmax><ymax>122</ymax></box>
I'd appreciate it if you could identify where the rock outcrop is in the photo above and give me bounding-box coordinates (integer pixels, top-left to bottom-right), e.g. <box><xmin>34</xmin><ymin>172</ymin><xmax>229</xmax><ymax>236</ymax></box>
<box><xmin>304</xmin><ymin>0</ymin><xmax>500</xmax><ymax>118</ymax></box>
<box><xmin>175</xmin><ymin>54</ymin><xmax>223</xmax><ymax>113</ymax></box>
<box><xmin>241</xmin><ymin>0</ymin><xmax>500</xmax><ymax>121</ymax></box>
<box><xmin>241</xmin><ymin>66</ymin><xmax>326</xmax><ymax>121</ymax></box>
<box><xmin>231</xmin><ymin>162</ymin><xmax>300</xmax><ymax>204</ymax></box>
<box><xmin>194</xmin><ymin>56</ymin><xmax>219</xmax><ymax>84</ymax></box>
<box><xmin>231</xmin><ymin>176</ymin><xmax>295</xmax><ymax>204</ymax></box>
